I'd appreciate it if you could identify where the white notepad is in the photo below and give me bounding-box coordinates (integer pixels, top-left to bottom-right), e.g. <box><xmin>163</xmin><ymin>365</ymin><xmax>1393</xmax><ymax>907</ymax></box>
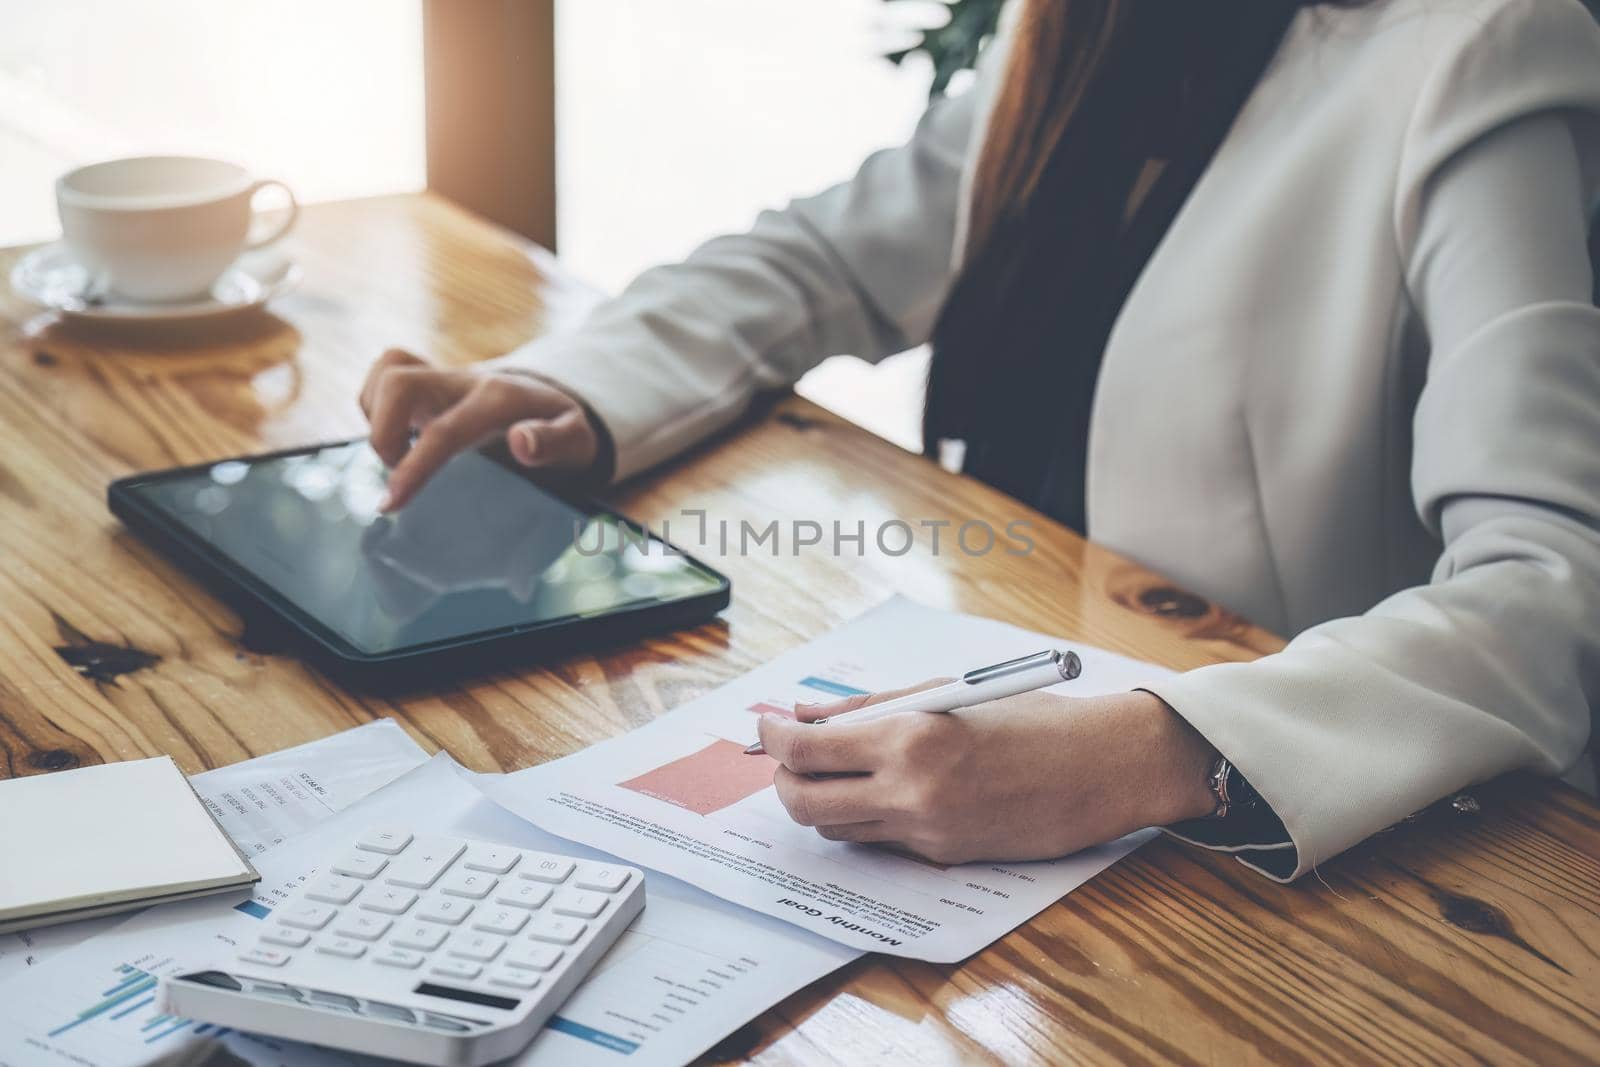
<box><xmin>0</xmin><ymin>756</ymin><xmax>259</xmax><ymax>933</ymax></box>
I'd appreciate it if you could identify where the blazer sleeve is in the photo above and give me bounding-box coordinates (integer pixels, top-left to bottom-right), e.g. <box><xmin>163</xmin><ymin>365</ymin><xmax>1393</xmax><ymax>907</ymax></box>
<box><xmin>1146</xmin><ymin>0</ymin><xmax>1600</xmax><ymax>881</ymax></box>
<box><xmin>486</xmin><ymin>64</ymin><xmax>995</xmax><ymax>480</ymax></box>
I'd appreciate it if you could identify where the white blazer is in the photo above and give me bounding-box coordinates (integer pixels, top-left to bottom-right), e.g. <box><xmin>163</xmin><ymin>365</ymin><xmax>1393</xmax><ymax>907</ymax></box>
<box><xmin>499</xmin><ymin>0</ymin><xmax>1600</xmax><ymax>879</ymax></box>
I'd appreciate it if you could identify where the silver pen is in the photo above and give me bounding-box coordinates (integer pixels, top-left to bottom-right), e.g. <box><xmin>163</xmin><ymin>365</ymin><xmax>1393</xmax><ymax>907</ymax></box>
<box><xmin>744</xmin><ymin>649</ymin><xmax>1082</xmax><ymax>755</ymax></box>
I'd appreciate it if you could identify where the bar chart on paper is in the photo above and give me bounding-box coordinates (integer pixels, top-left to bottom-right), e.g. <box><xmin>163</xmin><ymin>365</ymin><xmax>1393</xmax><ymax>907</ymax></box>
<box><xmin>1</xmin><ymin>948</ymin><xmax>367</xmax><ymax>1067</ymax></box>
<box><xmin>618</xmin><ymin>665</ymin><xmax>870</xmax><ymax>816</ymax></box>
<box><xmin>507</xmin><ymin>597</ymin><xmax>1168</xmax><ymax>961</ymax></box>
<box><xmin>0</xmin><ymin>861</ymin><xmax>352</xmax><ymax>1067</ymax></box>
<box><xmin>48</xmin><ymin>961</ymin><xmax>227</xmax><ymax>1047</ymax></box>
<box><xmin>557</xmin><ymin>639</ymin><xmax>1056</xmax><ymax>928</ymax></box>
<box><xmin>0</xmin><ymin>928</ymin><xmax>362</xmax><ymax>1067</ymax></box>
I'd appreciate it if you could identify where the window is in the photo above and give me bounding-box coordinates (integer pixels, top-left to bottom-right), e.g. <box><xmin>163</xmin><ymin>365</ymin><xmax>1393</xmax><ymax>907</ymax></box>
<box><xmin>557</xmin><ymin>0</ymin><xmax>936</xmax><ymax>448</ymax></box>
<box><xmin>0</xmin><ymin>0</ymin><xmax>424</xmax><ymax>247</ymax></box>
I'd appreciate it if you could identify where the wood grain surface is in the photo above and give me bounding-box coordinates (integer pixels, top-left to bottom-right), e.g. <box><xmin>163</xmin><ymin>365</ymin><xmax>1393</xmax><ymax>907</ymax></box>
<box><xmin>1</xmin><ymin>193</ymin><xmax>1595</xmax><ymax>1065</ymax></box>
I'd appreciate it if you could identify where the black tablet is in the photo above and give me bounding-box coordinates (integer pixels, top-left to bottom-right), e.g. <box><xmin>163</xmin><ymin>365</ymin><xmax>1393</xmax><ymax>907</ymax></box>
<box><xmin>108</xmin><ymin>439</ymin><xmax>729</xmax><ymax>687</ymax></box>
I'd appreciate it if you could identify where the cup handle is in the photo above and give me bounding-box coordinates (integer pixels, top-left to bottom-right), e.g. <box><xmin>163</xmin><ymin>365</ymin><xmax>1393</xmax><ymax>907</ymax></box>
<box><xmin>245</xmin><ymin>179</ymin><xmax>299</xmax><ymax>250</ymax></box>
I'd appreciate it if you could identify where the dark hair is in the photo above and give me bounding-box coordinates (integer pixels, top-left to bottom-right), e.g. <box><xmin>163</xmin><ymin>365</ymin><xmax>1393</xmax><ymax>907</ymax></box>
<box><xmin>924</xmin><ymin>0</ymin><xmax>1352</xmax><ymax>529</ymax></box>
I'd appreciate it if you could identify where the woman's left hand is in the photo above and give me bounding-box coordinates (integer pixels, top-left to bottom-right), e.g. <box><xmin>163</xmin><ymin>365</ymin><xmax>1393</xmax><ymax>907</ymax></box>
<box><xmin>755</xmin><ymin>687</ymin><xmax>1220</xmax><ymax>865</ymax></box>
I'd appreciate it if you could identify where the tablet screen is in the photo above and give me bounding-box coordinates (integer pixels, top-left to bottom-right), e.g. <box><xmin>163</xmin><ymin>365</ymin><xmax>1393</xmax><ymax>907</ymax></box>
<box><xmin>123</xmin><ymin>441</ymin><xmax>724</xmax><ymax>656</ymax></box>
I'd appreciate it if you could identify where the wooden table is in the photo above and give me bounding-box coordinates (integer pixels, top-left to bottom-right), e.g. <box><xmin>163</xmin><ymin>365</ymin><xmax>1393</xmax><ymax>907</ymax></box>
<box><xmin>2</xmin><ymin>193</ymin><xmax>1596</xmax><ymax>1065</ymax></box>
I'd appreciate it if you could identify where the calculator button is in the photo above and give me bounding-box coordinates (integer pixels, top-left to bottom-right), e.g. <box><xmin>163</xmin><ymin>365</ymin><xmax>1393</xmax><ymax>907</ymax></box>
<box><xmin>260</xmin><ymin>927</ymin><xmax>310</xmax><ymax>949</ymax></box>
<box><xmin>357</xmin><ymin>827</ymin><xmax>414</xmax><ymax>855</ymax></box>
<box><xmin>527</xmin><ymin>916</ymin><xmax>586</xmax><ymax>945</ymax></box>
<box><xmin>519</xmin><ymin>856</ymin><xmax>575</xmax><ymax>884</ymax></box>
<box><xmin>392</xmin><ymin>924</ymin><xmax>449</xmax><ymax>951</ymax></box>
<box><xmin>472</xmin><ymin>908</ymin><xmax>529</xmax><ymax>936</ymax></box>
<box><xmin>497</xmin><ymin>882</ymin><xmax>552</xmax><ymax>910</ymax></box>
<box><xmin>336</xmin><ymin>915</ymin><xmax>392</xmax><ymax>941</ymax></box>
<box><xmin>574</xmin><ymin>865</ymin><xmax>631</xmax><ymax>893</ymax></box>
<box><xmin>360</xmin><ymin>888</ymin><xmax>418</xmax><ymax>915</ymax></box>
<box><xmin>505</xmin><ymin>945</ymin><xmax>563</xmax><ymax>972</ymax></box>
<box><xmin>418</xmin><ymin>899</ymin><xmax>474</xmax><ymax>926</ymax></box>
<box><xmin>491</xmin><ymin>972</ymin><xmax>541</xmax><ymax>991</ymax></box>
<box><xmin>239</xmin><ymin>947</ymin><xmax>290</xmax><ymax>967</ymax></box>
<box><xmin>439</xmin><ymin>871</ymin><xmax>497</xmax><ymax>900</ymax></box>
<box><xmin>463</xmin><ymin>846</ymin><xmax>520</xmax><ymax>874</ymax></box>
<box><xmin>306</xmin><ymin>876</ymin><xmax>363</xmax><ymax>905</ymax></box>
<box><xmin>552</xmin><ymin>891</ymin><xmax>608</xmax><ymax>919</ymax></box>
<box><xmin>448</xmin><ymin>933</ymin><xmax>506</xmax><ymax>962</ymax></box>
<box><xmin>430</xmin><ymin>961</ymin><xmax>482</xmax><ymax>982</ymax></box>
<box><xmin>316</xmin><ymin>937</ymin><xmax>366</xmax><ymax>959</ymax></box>
<box><xmin>374</xmin><ymin>948</ymin><xmax>425</xmax><ymax>970</ymax></box>
<box><xmin>331</xmin><ymin>853</ymin><xmax>388</xmax><ymax>880</ymax></box>
<box><xmin>280</xmin><ymin>904</ymin><xmax>336</xmax><ymax>930</ymax></box>
<box><xmin>385</xmin><ymin>837</ymin><xmax>466</xmax><ymax>889</ymax></box>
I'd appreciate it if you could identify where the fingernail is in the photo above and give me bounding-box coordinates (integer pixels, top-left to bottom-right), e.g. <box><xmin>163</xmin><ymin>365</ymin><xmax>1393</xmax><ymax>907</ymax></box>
<box><xmin>377</xmin><ymin>491</ymin><xmax>395</xmax><ymax>513</ymax></box>
<box><xmin>795</xmin><ymin>701</ymin><xmax>818</xmax><ymax>710</ymax></box>
<box><xmin>516</xmin><ymin>425</ymin><xmax>538</xmax><ymax>461</ymax></box>
<box><xmin>743</xmin><ymin>741</ymin><xmax>765</xmax><ymax>755</ymax></box>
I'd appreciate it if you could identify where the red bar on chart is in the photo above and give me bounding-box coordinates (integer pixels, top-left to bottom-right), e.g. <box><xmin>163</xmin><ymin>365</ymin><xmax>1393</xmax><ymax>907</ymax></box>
<box><xmin>746</xmin><ymin>702</ymin><xmax>795</xmax><ymax>719</ymax></box>
<box><xmin>618</xmin><ymin>739</ymin><xmax>777</xmax><ymax>816</ymax></box>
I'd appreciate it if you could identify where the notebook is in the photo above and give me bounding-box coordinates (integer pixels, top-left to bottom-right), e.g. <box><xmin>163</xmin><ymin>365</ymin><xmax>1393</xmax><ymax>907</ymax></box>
<box><xmin>0</xmin><ymin>755</ymin><xmax>259</xmax><ymax>933</ymax></box>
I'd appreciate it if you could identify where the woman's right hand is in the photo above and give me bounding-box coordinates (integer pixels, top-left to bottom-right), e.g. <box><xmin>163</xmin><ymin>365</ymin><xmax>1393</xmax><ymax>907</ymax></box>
<box><xmin>359</xmin><ymin>348</ymin><xmax>603</xmax><ymax>511</ymax></box>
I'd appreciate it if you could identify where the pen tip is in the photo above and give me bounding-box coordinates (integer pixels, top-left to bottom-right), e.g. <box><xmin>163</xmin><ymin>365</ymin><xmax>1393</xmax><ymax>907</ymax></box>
<box><xmin>743</xmin><ymin>742</ymin><xmax>765</xmax><ymax>756</ymax></box>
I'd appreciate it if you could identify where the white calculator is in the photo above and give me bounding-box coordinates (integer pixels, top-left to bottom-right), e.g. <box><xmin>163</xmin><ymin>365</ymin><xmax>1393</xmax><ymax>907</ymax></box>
<box><xmin>161</xmin><ymin>826</ymin><xmax>645</xmax><ymax>1067</ymax></box>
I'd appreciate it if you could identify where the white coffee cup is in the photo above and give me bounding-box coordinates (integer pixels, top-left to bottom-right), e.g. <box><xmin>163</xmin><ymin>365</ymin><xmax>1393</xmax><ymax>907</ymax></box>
<box><xmin>56</xmin><ymin>156</ymin><xmax>298</xmax><ymax>303</ymax></box>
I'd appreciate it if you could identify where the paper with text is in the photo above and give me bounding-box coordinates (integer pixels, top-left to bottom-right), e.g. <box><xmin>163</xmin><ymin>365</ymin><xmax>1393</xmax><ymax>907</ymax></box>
<box><xmin>0</xmin><ymin>757</ymin><xmax>856</xmax><ymax>1067</ymax></box>
<box><xmin>485</xmin><ymin>597</ymin><xmax>1169</xmax><ymax>962</ymax></box>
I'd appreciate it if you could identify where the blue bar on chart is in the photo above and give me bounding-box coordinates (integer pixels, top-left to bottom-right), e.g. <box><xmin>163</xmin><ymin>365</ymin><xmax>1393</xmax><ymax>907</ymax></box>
<box><xmin>145</xmin><ymin>1018</ymin><xmax>192</xmax><ymax>1044</ymax></box>
<box><xmin>797</xmin><ymin>676</ymin><xmax>867</xmax><ymax>698</ymax></box>
<box><xmin>546</xmin><ymin>1015</ymin><xmax>641</xmax><ymax>1054</ymax></box>
<box><xmin>109</xmin><ymin>995</ymin><xmax>156</xmax><ymax>1021</ymax></box>
<box><xmin>102</xmin><ymin>969</ymin><xmax>151</xmax><ymax>999</ymax></box>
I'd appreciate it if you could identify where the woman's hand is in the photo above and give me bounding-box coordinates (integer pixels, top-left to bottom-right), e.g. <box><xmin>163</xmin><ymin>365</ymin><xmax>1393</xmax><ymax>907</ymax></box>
<box><xmin>359</xmin><ymin>348</ymin><xmax>603</xmax><ymax>511</ymax></box>
<box><xmin>755</xmin><ymin>686</ymin><xmax>1219</xmax><ymax>865</ymax></box>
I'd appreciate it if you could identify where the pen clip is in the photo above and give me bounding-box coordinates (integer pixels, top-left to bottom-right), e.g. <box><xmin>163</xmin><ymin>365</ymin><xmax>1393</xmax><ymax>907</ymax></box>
<box><xmin>962</xmin><ymin>649</ymin><xmax>1081</xmax><ymax>684</ymax></box>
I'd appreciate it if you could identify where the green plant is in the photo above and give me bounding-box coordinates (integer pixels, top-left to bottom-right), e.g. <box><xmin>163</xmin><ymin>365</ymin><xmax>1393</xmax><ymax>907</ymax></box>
<box><xmin>884</xmin><ymin>0</ymin><xmax>1007</xmax><ymax>98</ymax></box>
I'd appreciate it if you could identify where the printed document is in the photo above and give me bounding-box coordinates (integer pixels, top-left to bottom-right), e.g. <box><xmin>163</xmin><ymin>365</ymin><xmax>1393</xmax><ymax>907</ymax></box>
<box><xmin>0</xmin><ymin>720</ymin><xmax>428</xmax><ymax>982</ymax></box>
<box><xmin>484</xmin><ymin>597</ymin><xmax>1169</xmax><ymax>962</ymax></box>
<box><xmin>0</xmin><ymin>756</ymin><xmax>856</xmax><ymax>1067</ymax></box>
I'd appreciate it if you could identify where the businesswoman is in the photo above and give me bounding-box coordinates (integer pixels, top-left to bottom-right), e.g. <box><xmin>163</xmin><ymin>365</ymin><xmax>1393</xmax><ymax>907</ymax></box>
<box><xmin>362</xmin><ymin>0</ymin><xmax>1600</xmax><ymax>880</ymax></box>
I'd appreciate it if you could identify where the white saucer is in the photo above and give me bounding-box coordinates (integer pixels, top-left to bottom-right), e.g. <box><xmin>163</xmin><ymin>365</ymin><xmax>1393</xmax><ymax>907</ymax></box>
<box><xmin>9</xmin><ymin>242</ymin><xmax>301</xmax><ymax>323</ymax></box>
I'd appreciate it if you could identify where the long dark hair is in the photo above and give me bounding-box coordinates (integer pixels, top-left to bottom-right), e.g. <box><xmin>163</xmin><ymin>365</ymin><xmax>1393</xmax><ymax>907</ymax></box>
<box><xmin>923</xmin><ymin>0</ymin><xmax>1338</xmax><ymax>530</ymax></box>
